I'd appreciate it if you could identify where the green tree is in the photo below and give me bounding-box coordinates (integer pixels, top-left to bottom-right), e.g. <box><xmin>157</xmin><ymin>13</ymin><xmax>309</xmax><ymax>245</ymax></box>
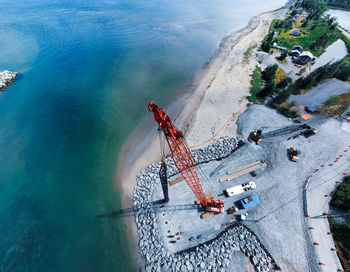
<box><xmin>258</xmin><ymin>80</ymin><xmax>276</xmax><ymax>98</ymax></box>
<box><xmin>277</xmin><ymin>50</ymin><xmax>288</xmax><ymax>61</ymax></box>
<box><xmin>331</xmin><ymin>176</ymin><xmax>350</xmax><ymax>210</ymax></box>
<box><xmin>277</xmin><ymin>77</ymin><xmax>292</xmax><ymax>89</ymax></box>
<box><xmin>262</xmin><ymin>64</ymin><xmax>278</xmax><ymax>82</ymax></box>
<box><xmin>282</xmin><ymin>19</ymin><xmax>293</xmax><ymax>31</ymax></box>
<box><xmin>273</xmin><ymin>87</ymin><xmax>292</xmax><ymax>104</ymax></box>
<box><xmin>261</xmin><ymin>31</ymin><xmax>275</xmax><ymax>52</ymax></box>
<box><xmin>329</xmin><ymin>218</ymin><xmax>350</xmax><ymax>250</ymax></box>
<box><xmin>333</xmin><ymin>64</ymin><xmax>350</xmax><ymax>81</ymax></box>
<box><xmin>261</xmin><ymin>41</ymin><xmax>271</xmax><ymax>52</ymax></box>
<box><xmin>302</xmin><ymin>0</ymin><xmax>327</xmax><ymax>19</ymax></box>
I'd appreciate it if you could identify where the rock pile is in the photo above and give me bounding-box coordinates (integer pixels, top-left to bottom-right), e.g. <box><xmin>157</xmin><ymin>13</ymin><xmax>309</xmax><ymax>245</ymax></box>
<box><xmin>0</xmin><ymin>70</ymin><xmax>18</xmax><ymax>90</ymax></box>
<box><xmin>133</xmin><ymin>136</ymin><xmax>278</xmax><ymax>271</ymax></box>
<box><xmin>149</xmin><ymin>224</ymin><xmax>278</xmax><ymax>272</ymax></box>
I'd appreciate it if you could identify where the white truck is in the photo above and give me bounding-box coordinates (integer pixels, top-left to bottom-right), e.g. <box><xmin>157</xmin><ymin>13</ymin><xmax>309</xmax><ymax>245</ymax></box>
<box><xmin>225</xmin><ymin>181</ymin><xmax>256</xmax><ymax>197</ymax></box>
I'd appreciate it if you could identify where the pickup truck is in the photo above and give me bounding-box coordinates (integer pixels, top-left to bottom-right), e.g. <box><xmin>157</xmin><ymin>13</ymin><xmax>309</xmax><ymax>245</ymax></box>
<box><xmin>225</xmin><ymin>181</ymin><xmax>256</xmax><ymax>197</ymax></box>
<box><xmin>239</xmin><ymin>194</ymin><xmax>260</xmax><ymax>209</ymax></box>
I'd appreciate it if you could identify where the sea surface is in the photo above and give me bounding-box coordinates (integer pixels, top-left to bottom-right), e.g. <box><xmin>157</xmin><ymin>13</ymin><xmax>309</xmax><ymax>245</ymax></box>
<box><xmin>0</xmin><ymin>0</ymin><xmax>285</xmax><ymax>271</ymax></box>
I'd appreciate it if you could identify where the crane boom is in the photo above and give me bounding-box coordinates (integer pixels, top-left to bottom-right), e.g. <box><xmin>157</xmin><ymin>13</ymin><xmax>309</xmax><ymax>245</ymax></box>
<box><xmin>148</xmin><ymin>101</ymin><xmax>224</xmax><ymax>214</ymax></box>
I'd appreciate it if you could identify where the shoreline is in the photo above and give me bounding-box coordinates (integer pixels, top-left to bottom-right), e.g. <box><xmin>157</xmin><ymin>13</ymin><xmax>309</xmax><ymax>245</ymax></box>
<box><xmin>116</xmin><ymin>3</ymin><xmax>289</xmax><ymax>268</ymax></box>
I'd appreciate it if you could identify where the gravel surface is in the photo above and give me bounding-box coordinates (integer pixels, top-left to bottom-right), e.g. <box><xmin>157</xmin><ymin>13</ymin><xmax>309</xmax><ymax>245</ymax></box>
<box><xmin>134</xmin><ymin>105</ymin><xmax>350</xmax><ymax>272</ymax></box>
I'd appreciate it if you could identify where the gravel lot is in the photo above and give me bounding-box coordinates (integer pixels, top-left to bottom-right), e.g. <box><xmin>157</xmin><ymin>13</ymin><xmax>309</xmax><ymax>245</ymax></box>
<box><xmin>136</xmin><ymin>105</ymin><xmax>350</xmax><ymax>271</ymax></box>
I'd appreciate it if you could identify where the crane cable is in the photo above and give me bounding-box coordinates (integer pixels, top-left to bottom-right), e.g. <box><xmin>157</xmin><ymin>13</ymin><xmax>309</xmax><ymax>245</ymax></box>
<box><xmin>182</xmin><ymin>137</ymin><xmax>218</xmax><ymax>197</ymax></box>
<box><xmin>197</xmin><ymin>164</ymin><xmax>218</xmax><ymax>197</ymax></box>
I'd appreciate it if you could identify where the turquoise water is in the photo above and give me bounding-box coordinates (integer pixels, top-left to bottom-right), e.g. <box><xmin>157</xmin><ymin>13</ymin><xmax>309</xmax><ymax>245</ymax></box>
<box><xmin>0</xmin><ymin>0</ymin><xmax>284</xmax><ymax>271</ymax></box>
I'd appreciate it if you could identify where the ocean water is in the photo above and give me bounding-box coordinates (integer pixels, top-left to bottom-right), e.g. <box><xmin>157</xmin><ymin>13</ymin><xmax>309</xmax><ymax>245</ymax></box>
<box><xmin>0</xmin><ymin>0</ymin><xmax>285</xmax><ymax>271</ymax></box>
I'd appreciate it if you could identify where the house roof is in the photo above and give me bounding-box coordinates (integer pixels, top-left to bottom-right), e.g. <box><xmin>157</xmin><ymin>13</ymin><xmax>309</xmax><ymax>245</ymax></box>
<box><xmin>299</xmin><ymin>51</ymin><xmax>314</xmax><ymax>59</ymax></box>
<box><xmin>275</xmin><ymin>45</ymin><xmax>287</xmax><ymax>51</ymax></box>
<box><xmin>301</xmin><ymin>114</ymin><xmax>312</xmax><ymax>120</ymax></box>
<box><xmin>292</xmin><ymin>45</ymin><xmax>303</xmax><ymax>51</ymax></box>
<box><xmin>272</xmin><ymin>44</ymin><xmax>287</xmax><ymax>51</ymax></box>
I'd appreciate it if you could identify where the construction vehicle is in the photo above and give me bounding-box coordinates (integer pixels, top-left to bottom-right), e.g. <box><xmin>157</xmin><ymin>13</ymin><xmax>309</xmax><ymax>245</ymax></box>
<box><xmin>287</xmin><ymin>127</ymin><xmax>318</xmax><ymax>140</ymax></box>
<box><xmin>237</xmin><ymin>214</ymin><xmax>247</xmax><ymax>221</ymax></box>
<box><xmin>228</xmin><ymin>205</ymin><xmax>238</xmax><ymax>214</ymax></box>
<box><xmin>303</xmin><ymin>128</ymin><xmax>317</xmax><ymax>138</ymax></box>
<box><xmin>288</xmin><ymin>147</ymin><xmax>300</xmax><ymax>162</ymax></box>
<box><xmin>239</xmin><ymin>194</ymin><xmax>260</xmax><ymax>209</ymax></box>
<box><xmin>248</xmin><ymin>129</ymin><xmax>262</xmax><ymax>145</ymax></box>
<box><xmin>225</xmin><ymin>181</ymin><xmax>256</xmax><ymax>197</ymax></box>
<box><xmin>148</xmin><ymin>101</ymin><xmax>224</xmax><ymax>215</ymax></box>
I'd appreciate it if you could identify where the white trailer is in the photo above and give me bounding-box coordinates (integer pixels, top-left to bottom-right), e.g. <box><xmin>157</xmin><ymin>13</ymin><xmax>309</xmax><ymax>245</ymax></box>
<box><xmin>225</xmin><ymin>181</ymin><xmax>256</xmax><ymax>197</ymax></box>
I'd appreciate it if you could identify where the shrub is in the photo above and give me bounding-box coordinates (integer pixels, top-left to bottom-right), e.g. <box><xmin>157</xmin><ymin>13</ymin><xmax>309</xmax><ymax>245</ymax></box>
<box><xmin>277</xmin><ymin>77</ymin><xmax>292</xmax><ymax>89</ymax></box>
<box><xmin>273</xmin><ymin>105</ymin><xmax>300</xmax><ymax>118</ymax></box>
<box><xmin>258</xmin><ymin>81</ymin><xmax>276</xmax><ymax>98</ymax></box>
<box><xmin>262</xmin><ymin>64</ymin><xmax>278</xmax><ymax>82</ymax></box>
<box><xmin>273</xmin><ymin>87</ymin><xmax>293</xmax><ymax>105</ymax></box>
<box><xmin>329</xmin><ymin>218</ymin><xmax>350</xmax><ymax>250</ymax></box>
<box><xmin>331</xmin><ymin>176</ymin><xmax>350</xmax><ymax>211</ymax></box>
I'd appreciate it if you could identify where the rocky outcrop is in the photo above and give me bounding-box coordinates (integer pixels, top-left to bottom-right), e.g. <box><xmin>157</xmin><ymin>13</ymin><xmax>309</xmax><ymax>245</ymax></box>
<box><xmin>0</xmin><ymin>70</ymin><xmax>18</xmax><ymax>90</ymax></box>
<box><xmin>133</xmin><ymin>137</ymin><xmax>278</xmax><ymax>271</ymax></box>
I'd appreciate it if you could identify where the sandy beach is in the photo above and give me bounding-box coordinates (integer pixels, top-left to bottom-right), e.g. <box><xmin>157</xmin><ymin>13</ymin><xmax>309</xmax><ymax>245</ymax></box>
<box><xmin>116</xmin><ymin>5</ymin><xmax>287</xmax><ymax>268</ymax></box>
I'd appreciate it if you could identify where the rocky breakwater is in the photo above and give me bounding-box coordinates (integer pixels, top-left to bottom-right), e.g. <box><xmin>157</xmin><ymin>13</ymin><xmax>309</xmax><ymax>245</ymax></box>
<box><xmin>133</xmin><ymin>136</ymin><xmax>279</xmax><ymax>271</ymax></box>
<box><xmin>0</xmin><ymin>70</ymin><xmax>18</xmax><ymax>90</ymax></box>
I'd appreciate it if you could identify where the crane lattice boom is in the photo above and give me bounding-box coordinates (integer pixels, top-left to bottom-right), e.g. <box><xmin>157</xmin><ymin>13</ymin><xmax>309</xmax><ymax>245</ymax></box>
<box><xmin>148</xmin><ymin>101</ymin><xmax>224</xmax><ymax>213</ymax></box>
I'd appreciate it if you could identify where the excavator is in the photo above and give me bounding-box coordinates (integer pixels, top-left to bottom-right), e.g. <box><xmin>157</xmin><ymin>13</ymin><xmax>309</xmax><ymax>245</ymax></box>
<box><xmin>148</xmin><ymin>101</ymin><xmax>224</xmax><ymax>216</ymax></box>
<box><xmin>288</xmin><ymin>147</ymin><xmax>300</xmax><ymax>162</ymax></box>
<box><xmin>248</xmin><ymin>129</ymin><xmax>262</xmax><ymax>145</ymax></box>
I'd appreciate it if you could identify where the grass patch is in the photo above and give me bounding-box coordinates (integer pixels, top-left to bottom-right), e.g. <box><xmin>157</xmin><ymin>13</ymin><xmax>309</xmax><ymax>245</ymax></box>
<box><xmin>317</xmin><ymin>92</ymin><xmax>350</xmax><ymax>115</ymax></box>
<box><xmin>265</xmin><ymin>17</ymin><xmax>342</xmax><ymax>57</ymax></box>
<box><xmin>273</xmin><ymin>102</ymin><xmax>300</xmax><ymax>118</ymax></box>
<box><xmin>324</xmin><ymin>95</ymin><xmax>340</xmax><ymax>106</ymax></box>
<box><xmin>243</xmin><ymin>44</ymin><xmax>257</xmax><ymax>64</ymax></box>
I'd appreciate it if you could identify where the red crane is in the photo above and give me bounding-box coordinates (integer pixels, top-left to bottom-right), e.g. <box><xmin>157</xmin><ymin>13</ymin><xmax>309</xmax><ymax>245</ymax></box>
<box><xmin>148</xmin><ymin>101</ymin><xmax>224</xmax><ymax>214</ymax></box>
